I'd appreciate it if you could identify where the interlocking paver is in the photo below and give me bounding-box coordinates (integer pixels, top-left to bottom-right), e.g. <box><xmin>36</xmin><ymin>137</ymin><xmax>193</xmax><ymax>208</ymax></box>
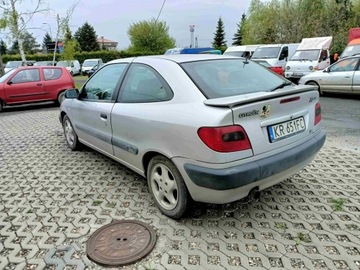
<box><xmin>0</xmin><ymin>106</ymin><xmax>360</xmax><ymax>269</ymax></box>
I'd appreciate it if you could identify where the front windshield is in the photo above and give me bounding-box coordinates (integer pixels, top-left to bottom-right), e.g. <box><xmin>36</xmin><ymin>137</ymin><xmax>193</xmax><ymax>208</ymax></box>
<box><xmin>252</xmin><ymin>47</ymin><xmax>281</xmax><ymax>59</ymax></box>
<box><xmin>56</xmin><ymin>61</ymin><xmax>70</xmax><ymax>67</ymax></box>
<box><xmin>223</xmin><ymin>51</ymin><xmax>248</xmax><ymax>57</ymax></box>
<box><xmin>340</xmin><ymin>44</ymin><xmax>360</xmax><ymax>58</ymax></box>
<box><xmin>181</xmin><ymin>59</ymin><xmax>287</xmax><ymax>99</ymax></box>
<box><xmin>290</xmin><ymin>49</ymin><xmax>320</xmax><ymax>61</ymax></box>
<box><xmin>5</xmin><ymin>61</ymin><xmax>22</xmax><ymax>68</ymax></box>
<box><xmin>83</xmin><ymin>60</ymin><xmax>98</xmax><ymax>67</ymax></box>
<box><xmin>0</xmin><ymin>68</ymin><xmax>17</xmax><ymax>82</ymax></box>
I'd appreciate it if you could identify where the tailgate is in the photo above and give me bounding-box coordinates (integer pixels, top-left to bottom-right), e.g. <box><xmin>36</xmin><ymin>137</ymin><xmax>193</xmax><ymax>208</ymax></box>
<box><xmin>231</xmin><ymin>90</ymin><xmax>320</xmax><ymax>155</ymax></box>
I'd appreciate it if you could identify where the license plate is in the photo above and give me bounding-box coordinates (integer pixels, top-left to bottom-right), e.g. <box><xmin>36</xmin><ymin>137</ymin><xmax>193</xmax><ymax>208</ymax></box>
<box><xmin>293</xmin><ymin>72</ymin><xmax>304</xmax><ymax>77</ymax></box>
<box><xmin>268</xmin><ymin>117</ymin><xmax>306</xmax><ymax>142</ymax></box>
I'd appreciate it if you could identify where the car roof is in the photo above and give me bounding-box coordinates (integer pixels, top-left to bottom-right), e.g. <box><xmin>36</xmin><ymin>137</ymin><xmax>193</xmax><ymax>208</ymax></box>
<box><xmin>109</xmin><ymin>54</ymin><xmax>237</xmax><ymax>65</ymax></box>
<box><xmin>15</xmin><ymin>66</ymin><xmax>64</xmax><ymax>70</ymax></box>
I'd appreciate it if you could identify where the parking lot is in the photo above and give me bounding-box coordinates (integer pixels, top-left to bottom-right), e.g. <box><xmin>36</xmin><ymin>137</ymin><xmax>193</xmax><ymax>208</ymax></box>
<box><xmin>0</xmin><ymin>96</ymin><xmax>360</xmax><ymax>270</ymax></box>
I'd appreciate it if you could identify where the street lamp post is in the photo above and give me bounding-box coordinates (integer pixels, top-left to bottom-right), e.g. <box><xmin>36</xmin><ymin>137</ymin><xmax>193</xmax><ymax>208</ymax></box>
<box><xmin>42</xmin><ymin>22</ymin><xmax>53</xmax><ymax>38</ymax></box>
<box><xmin>52</xmin><ymin>14</ymin><xmax>60</xmax><ymax>66</ymax></box>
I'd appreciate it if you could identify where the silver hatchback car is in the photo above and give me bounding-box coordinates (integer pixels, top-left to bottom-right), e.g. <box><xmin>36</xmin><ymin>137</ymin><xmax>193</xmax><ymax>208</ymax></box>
<box><xmin>60</xmin><ymin>55</ymin><xmax>326</xmax><ymax>218</ymax></box>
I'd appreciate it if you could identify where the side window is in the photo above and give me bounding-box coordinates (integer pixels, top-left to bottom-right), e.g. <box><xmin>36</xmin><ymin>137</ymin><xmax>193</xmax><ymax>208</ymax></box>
<box><xmin>43</xmin><ymin>68</ymin><xmax>62</xmax><ymax>80</ymax></box>
<box><xmin>80</xmin><ymin>63</ymin><xmax>127</xmax><ymax>101</ymax></box>
<box><xmin>118</xmin><ymin>64</ymin><xmax>173</xmax><ymax>103</ymax></box>
<box><xmin>330</xmin><ymin>58</ymin><xmax>358</xmax><ymax>72</ymax></box>
<box><xmin>11</xmin><ymin>69</ymin><xmax>40</xmax><ymax>84</ymax></box>
<box><xmin>279</xmin><ymin>47</ymin><xmax>288</xmax><ymax>60</ymax></box>
<box><xmin>320</xmin><ymin>50</ymin><xmax>328</xmax><ymax>61</ymax></box>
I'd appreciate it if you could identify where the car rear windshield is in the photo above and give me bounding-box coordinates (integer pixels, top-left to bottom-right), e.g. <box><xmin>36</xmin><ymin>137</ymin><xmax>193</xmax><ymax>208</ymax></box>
<box><xmin>83</xmin><ymin>60</ymin><xmax>98</xmax><ymax>67</ymax></box>
<box><xmin>181</xmin><ymin>59</ymin><xmax>287</xmax><ymax>99</ymax></box>
<box><xmin>252</xmin><ymin>47</ymin><xmax>281</xmax><ymax>59</ymax></box>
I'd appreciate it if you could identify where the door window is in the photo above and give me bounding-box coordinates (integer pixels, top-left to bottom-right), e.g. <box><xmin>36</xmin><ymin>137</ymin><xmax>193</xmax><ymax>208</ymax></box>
<box><xmin>43</xmin><ymin>68</ymin><xmax>62</xmax><ymax>80</ymax></box>
<box><xmin>118</xmin><ymin>64</ymin><xmax>173</xmax><ymax>103</ymax></box>
<box><xmin>11</xmin><ymin>69</ymin><xmax>40</xmax><ymax>84</ymax></box>
<box><xmin>330</xmin><ymin>58</ymin><xmax>359</xmax><ymax>72</ymax></box>
<box><xmin>80</xmin><ymin>63</ymin><xmax>127</xmax><ymax>101</ymax></box>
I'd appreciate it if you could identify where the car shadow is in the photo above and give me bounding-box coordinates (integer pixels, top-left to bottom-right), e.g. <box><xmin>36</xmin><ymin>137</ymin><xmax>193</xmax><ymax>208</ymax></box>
<box><xmin>2</xmin><ymin>102</ymin><xmax>58</xmax><ymax>114</ymax></box>
<box><xmin>321</xmin><ymin>92</ymin><xmax>360</xmax><ymax>100</ymax></box>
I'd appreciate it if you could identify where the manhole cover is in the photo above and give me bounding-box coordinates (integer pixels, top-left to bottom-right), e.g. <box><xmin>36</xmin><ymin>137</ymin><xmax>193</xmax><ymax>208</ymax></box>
<box><xmin>87</xmin><ymin>220</ymin><xmax>157</xmax><ymax>266</ymax></box>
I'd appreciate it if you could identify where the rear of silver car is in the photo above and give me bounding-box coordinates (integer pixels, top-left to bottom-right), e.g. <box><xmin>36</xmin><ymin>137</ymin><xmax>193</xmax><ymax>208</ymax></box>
<box><xmin>174</xmin><ymin>58</ymin><xmax>325</xmax><ymax>204</ymax></box>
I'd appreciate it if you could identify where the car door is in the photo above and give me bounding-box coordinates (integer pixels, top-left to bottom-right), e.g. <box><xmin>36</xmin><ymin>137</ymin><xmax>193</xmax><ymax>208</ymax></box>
<box><xmin>69</xmin><ymin>63</ymin><xmax>128</xmax><ymax>155</ymax></box>
<box><xmin>351</xmin><ymin>58</ymin><xmax>360</xmax><ymax>93</ymax></box>
<box><xmin>111</xmin><ymin>63</ymin><xmax>174</xmax><ymax>170</ymax></box>
<box><xmin>4</xmin><ymin>68</ymin><xmax>44</xmax><ymax>104</ymax></box>
<box><xmin>320</xmin><ymin>57</ymin><xmax>358</xmax><ymax>93</ymax></box>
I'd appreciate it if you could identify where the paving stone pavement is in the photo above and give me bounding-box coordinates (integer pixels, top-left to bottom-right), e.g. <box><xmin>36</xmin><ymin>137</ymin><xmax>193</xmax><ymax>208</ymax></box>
<box><xmin>0</xmin><ymin>106</ymin><xmax>359</xmax><ymax>270</ymax></box>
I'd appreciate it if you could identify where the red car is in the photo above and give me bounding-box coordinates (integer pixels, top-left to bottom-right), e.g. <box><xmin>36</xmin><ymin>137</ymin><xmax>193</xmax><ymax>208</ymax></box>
<box><xmin>0</xmin><ymin>66</ymin><xmax>75</xmax><ymax>112</ymax></box>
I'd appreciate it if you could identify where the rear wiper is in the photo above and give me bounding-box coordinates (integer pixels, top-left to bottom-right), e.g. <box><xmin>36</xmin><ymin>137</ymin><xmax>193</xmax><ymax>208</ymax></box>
<box><xmin>270</xmin><ymin>81</ymin><xmax>292</xmax><ymax>92</ymax></box>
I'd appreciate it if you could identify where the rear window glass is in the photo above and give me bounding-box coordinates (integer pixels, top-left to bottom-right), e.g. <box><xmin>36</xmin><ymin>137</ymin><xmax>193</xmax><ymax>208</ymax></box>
<box><xmin>43</xmin><ymin>68</ymin><xmax>62</xmax><ymax>80</ymax></box>
<box><xmin>181</xmin><ymin>59</ymin><xmax>287</xmax><ymax>99</ymax></box>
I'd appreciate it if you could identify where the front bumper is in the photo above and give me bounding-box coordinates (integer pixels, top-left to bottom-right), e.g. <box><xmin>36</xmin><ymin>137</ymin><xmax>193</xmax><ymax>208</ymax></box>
<box><xmin>184</xmin><ymin>130</ymin><xmax>326</xmax><ymax>191</ymax></box>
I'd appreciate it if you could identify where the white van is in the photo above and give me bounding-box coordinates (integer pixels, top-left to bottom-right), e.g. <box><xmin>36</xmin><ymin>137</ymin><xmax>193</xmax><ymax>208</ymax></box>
<box><xmin>81</xmin><ymin>58</ymin><xmax>104</xmax><ymax>75</ymax></box>
<box><xmin>284</xmin><ymin>36</ymin><xmax>332</xmax><ymax>82</ymax></box>
<box><xmin>251</xmin><ymin>43</ymin><xmax>300</xmax><ymax>71</ymax></box>
<box><xmin>223</xmin><ymin>45</ymin><xmax>262</xmax><ymax>58</ymax></box>
<box><xmin>56</xmin><ymin>60</ymin><xmax>81</xmax><ymax>76</ymax></box>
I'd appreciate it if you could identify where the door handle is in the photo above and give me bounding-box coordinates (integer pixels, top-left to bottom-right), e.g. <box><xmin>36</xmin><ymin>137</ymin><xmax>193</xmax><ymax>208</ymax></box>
<box><xmin>100</xmin><ymin>113</ymin><xmax>107</xmax><ymax>119</ymax></box>
<box><xmin>37</xmin><ymin>83</ymin><xmax>43</xmax><ymax>86</ymax></box>
<box><xmin>345</xmin><ymin>76</ymin><xmax>350</xmax><ymax>78</ymax></box>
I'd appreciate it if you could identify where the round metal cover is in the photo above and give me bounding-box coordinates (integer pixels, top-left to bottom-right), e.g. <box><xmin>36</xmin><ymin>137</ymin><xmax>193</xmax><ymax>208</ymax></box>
<box><xmin>87</xmin><ymin>220</ymin><xmax>157</xmax><ymax>267</ymax></box>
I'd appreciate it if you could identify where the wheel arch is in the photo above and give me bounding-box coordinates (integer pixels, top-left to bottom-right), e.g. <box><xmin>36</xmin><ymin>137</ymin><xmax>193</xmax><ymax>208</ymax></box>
<box><xmin>305</xmin><ymin>80</ymin><xmax>322</xmax><ymax>95</ymax></box>
<box><xmin>142</xmin><ymin>151</ymin><xmax>172</xmax><ymax>178</ymax></box>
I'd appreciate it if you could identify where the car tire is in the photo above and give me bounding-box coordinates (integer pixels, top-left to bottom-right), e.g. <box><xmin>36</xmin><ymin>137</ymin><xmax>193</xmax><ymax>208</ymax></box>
<box><xmin>147</xmin><ymin>155</ymin><xmax>190</xmax><ymax>219</ymax></box>
<box><xmin>306</xmin><ymin>81</ymin><xmax>322</xmax><ymax>95</ymax></box>
<box><xmin>56</xmin><ymin>91</ymin><xmax>65</xmax><ymax>105</ymax></box>
<box><xmin>0</xmin><ymin>100</ymin><xmax>3</xmax><ymax>112</ymax></box>
<box><xmin>62</xmin><ymin>115</ymin><xmax>80</xmax><ymax>150</ymax></box>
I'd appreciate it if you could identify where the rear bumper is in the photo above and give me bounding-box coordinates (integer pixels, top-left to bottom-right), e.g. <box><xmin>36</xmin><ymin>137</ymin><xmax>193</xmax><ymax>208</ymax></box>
<box><xmin>183</xmin><ymin>130</ymin><xmax>326</xmax><ymax>191</ymax></box>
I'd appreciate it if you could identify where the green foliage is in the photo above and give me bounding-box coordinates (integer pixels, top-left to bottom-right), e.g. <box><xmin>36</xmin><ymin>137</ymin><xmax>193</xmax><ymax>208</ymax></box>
<box><xmin>243</xmin><ymin>0</ymin><xmax>360</xmax><ymax>52</ymax></box>
<box><xmin>42</xmin><ymin>32</ymin><xmax>52</xmax><ymax>51</ymax></box>
<box><xmin>331</xmin><ymin>198</ymin><xmax>346</xmax><ymax>211</ymax></box>
<box><xmin>1</xmin><ymin>49</ymin><xmax>162</xmax><ymax>64</ymax></box>
<box><xmin>212</xmin><ymin>17</ymin><xmax>227</xmax><ymax>51</ymax></box>
<box><xmin>74</xmin><ymin>22</ymin><xmax>100</xmax><ymax>52</ymax></box>
<box><xmin>8</xmin><ymin>31</ymin><xmax>36</xmax><ymax>54</ymax></box>
<box><xmin>61</xmin><ymin>39</ymin><xmax>78</xmax><ymax>61</ymax></box>
<box><xmin>232</xmin><ymin>13</ymin><xmax>246</xmax><ymax>46</ymax></box>
<box><xmin>0</xmin><ymin>40</ymin><xmax>7</xmax><ymax>55</ymax></box>
<box><xmin>127</xmin><ymin>18</ymin><xmax>175</xmax><ymax>53</ymax></box>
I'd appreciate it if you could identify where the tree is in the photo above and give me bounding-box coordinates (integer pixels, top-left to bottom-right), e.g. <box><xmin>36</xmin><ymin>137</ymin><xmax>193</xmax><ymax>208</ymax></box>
<box><xmin>0</xmin><ymin>40</ymin><xmax>7</xmax><ymax>55</ymax></box>
<box><xmin>212</xmin><ymin>17</ymin><xmax>227</xmax><ymax>51</ymax></box>
<box><xmin>62</xmin><ymin>25</ymin><xmax>80</xmax><ymax>60</ymax></box>
<box><xmin>232</xmin><ymin>13</ymin><xmax>246</xmax><ymax>46</ymax></box>
<box><xmin>74</xmin><ymin>22</ymin><xmax>100</xmax><ymax>52</ymax></box>
<box><xmin>127</xmin><ymin>19</ymin><xmax>175</xmax><ymax>53</ymax></box>
<box><xmin>22</xmin><ymin>31</ymin><xmax>37</xmax><ymax>54</ymax></box>
<box><xmin>42</xmin><ymin>32</ymin><xmax>52</xmax><ymax>53</ymax></box>
<box><xmin>0</xmin><ymin>0</ymin><xmax>48</xmax><ymax>62</ymax></box>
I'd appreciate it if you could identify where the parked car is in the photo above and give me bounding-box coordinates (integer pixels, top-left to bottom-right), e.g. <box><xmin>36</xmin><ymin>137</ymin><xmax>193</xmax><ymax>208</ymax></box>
<box><xmin>59</xmin><ymin>55</ymin><xmax>326</xmax><ymax>218</ymax></box>
<box><xmin>299</xmin><ymin>55</ymin><xmax>360</xmax><ymax>95</ymax></box>
<box><xmin>256</xmin><ymin>60</ymin><xmax>284</xmax><ymax>76</ymax></box>
<box><xmin>81</xmin><ymin>58</ymin><xmax>103</xmax><ymax>75</ymax></box>
<box><xmin>4</xmin><ymin>61</ymin><xmax>24</xmax><ymax>73</ymax></box>
<box><xmin>86</xmin><ymin>64</ymin><xmax>101</xmax><ymax>77</ymax></box>
<box><xmin>56</xmin><ymin>60</ymin><xmax>81</xmax><ymax>76</ymax></box>
<box><xmin>34</xmin><ymin>61</ymin><xmax>56</xmax><ymax>66</ymax></box>
<box><xmin>0</xmin><ymin>66</ymin><xmax>75</xmax><ymax>112</ymax></box>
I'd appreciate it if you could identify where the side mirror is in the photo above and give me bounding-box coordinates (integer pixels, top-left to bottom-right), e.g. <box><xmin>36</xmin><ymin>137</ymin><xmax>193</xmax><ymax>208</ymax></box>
<box><xmin>64</xmin><ymin>88</ymin><xmax>79</xmax><ymax>99</ymax></box>
<box><xmin>279</xmin><ymin>54</ymin><xmax>286</xmax><ymax>60</ymax></box>
<box><xmin>7</xmin><ymin>81</ymin><xmax>13</xmax><ymax>85</ymax></box>
<box><xmin>323</xmin><ymin>68</ymin><xmax>329</xmax><ymax>73</ymax></box>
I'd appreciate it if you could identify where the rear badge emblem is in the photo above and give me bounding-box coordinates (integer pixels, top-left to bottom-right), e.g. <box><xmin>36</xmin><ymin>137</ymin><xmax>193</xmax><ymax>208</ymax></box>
<box><xmin>260</xmin><ymin>105</ymin><xmax>271</xmax><ymax>118</ymax></box>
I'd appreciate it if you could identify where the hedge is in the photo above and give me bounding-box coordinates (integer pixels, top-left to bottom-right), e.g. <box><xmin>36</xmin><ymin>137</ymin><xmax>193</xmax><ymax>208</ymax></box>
<box><xmin>1</xmin><ymin>50</ymin><xmax>165</xmax><ymax>64</ymax></box>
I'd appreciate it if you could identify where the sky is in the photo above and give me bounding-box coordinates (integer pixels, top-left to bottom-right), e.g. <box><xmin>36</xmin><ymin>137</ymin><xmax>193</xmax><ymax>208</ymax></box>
<box><xmin>3</xmin><ymin>0</ymin><xmax>253</xmax><ymax>50</ymax></box>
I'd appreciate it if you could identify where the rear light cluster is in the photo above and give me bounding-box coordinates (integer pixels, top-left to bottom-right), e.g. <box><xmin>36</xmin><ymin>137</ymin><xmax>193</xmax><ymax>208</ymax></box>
<box><xmin>198</xmin><ymin>125</ymin><xmax>252</xmax><ymax>152</ymax></box>
<box><xmin>314</xmin><ymin>102</ymin><xmax>321</xmax><ymax>125</ymax></box>
<box><xmin>270</xmin><ymin>66</ymin><xmax>284</xmax><ymax>76</ymax></box>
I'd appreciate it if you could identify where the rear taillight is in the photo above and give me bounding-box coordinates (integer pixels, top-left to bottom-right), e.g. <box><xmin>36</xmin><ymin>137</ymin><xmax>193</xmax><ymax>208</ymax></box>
<box><xmin>314</xmin><ymin>102</ymin><xmax>321</xmax><ymax>125</ymax></box>
<box><xmin>198</xmin><ymin>125</ymin><xmax>252</xmax><ymax>152</ymax></box>
<box><xmin>270</xmin><ymin>66</ymin><xmax>284</xmax><ymax>76</ymax></box>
